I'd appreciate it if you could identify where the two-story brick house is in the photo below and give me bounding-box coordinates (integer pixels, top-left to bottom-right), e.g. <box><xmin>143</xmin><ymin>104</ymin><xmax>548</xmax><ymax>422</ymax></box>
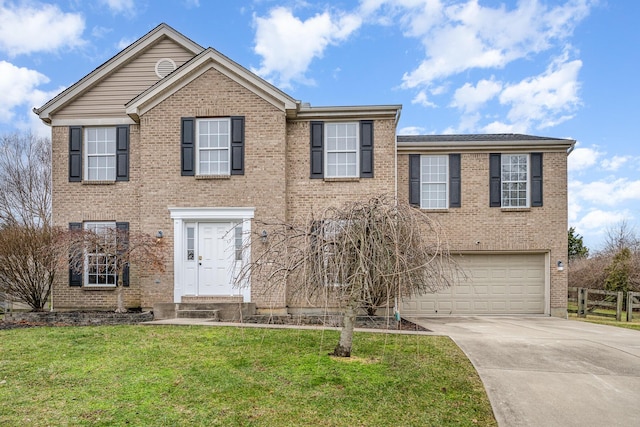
<box><xmin>34</xmin><ymin>24</ymin><xmax>574</xmax><ymax>318</ymax></box>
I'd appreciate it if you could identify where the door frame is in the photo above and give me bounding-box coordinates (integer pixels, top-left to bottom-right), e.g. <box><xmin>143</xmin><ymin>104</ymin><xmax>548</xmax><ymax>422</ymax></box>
<box><xmin>169</xmin><ymin>207</ymin><xmax>255</xmax><ymax>303</ymax></box>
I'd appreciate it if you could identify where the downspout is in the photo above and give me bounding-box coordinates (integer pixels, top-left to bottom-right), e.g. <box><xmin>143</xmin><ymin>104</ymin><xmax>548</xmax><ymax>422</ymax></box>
<box><xmin>394</xmin><ymin>107</ymin><xmax>401</xmax><ymax>203</ymax></box>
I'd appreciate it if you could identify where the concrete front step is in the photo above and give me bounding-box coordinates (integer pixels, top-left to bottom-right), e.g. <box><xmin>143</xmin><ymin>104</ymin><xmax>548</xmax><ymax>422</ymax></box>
<box><xmin>153</xmin><ymin>301</ymin><xmax>257</xmax><ymax>322</ymax></box>
<box><xmin>176</xmin><ymin>309</ymin><xmax>219</xmax><ymax>320</ymax></box>
<box><xmin>181</xmin><ymin>296</ymin><xmax>243</xmax><ymax>304</ymax></box>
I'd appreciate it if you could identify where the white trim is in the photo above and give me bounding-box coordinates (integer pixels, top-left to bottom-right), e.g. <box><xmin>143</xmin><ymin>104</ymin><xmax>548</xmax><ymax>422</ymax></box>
<box><xmin>324</xmin><ymin>122</ymin><xmax>359</xmax><ymax>178</ymax></box>
<box><xmin>50</xmin><ymin>117</ymin><xmax>137</xmax><ymax>126</ymax></box>
<box><xmin>420</xmin><ymin>154</ymin><xmax>449</xmax><ymax>210</ymax></box>
<box><xmin>195</xmin><ymin>118</ymin><xmax>231</xmax><ymax>176</ymax></box>
<box><xmin>169</xmin><ymin>207</ymin><xmax>255</xmax><ymax>303</ymax></box>
<box><xmin>501</xmin><ymin>153</ymin><xmax>530</xmax><ymax>208</ymax></box>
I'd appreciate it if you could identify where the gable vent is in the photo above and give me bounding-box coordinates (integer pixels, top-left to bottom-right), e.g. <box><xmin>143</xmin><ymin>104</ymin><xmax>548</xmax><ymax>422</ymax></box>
<box><xmin>155</xmin><ymin>58</ymin><xmax>176</xmax><ymax>78</ymax></box>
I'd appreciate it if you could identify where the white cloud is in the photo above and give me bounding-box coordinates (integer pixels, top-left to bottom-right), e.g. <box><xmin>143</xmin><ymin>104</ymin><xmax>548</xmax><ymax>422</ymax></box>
<box><xmin>571</xmin><ymin>178</ymin><xmax>640</xmax><ymax>207</ymax></box>
<box><xmin>0</xmin><ymin>61</ymin><xmax>49</xmax><ymax>123</ymax></box>
<box><xmin>398</xmin><ymin>0</ymin><xmax>592</xmax><ymax>89</ymax></box>
<box><xmin>499</xmin><ymin>52</ymin><xmax>582</xmax><ymax>131</ymax></box>
<box><xmin>601</xmin><ymin>155</ymin><xmax>630</xmax><ymax>171</ymax></box>
<box><xmin>117</xmin><ymin>37</ymin><xmax>137</xmax><ymax>50</ymax></box>
<box><xmin>411</xmin><ymin>90</ymin><xmax>436</xmax><ymax>107</ymax></box>
<box><xmin>574</xmin><ymin>209</ymin><xmax>631</xmax><ymax>234</ymax></box>
<box><xmin>252</xmin><ymin>7</ymin><xmax>362</xmax><ymax>88</ymax></box>
<box><xmin>398</xmin><ymin>126</ymin><xmax>426</xmax><ymax>135</ymax></box>
<box><xmin>0</xmin><ymin>1</ymin><xmax>85</xmax><ymax>56</ymax></box>
<box><xmin>568</xmin><ymin>145</ymin><xmax>602</xmax><ymax>172</ymax></box>
<box><xmin>451</xmin><ymin>78</ymin><xmax>502</xmax><ymax>112</ymax></box>
<box><xmin>101</xmin><ymin>0</ymin><xmax>135</xmax><ymax>15</ymax></box>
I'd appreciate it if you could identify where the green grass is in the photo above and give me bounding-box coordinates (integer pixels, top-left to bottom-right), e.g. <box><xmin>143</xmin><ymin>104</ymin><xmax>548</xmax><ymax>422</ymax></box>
<box><xmin>569</xmin><ymin>313</ymin><xmax>640</xmax><ymax>331</ymax></box>
<box><xmin>0</xmin><ymin>325</ymin><xmax>496</xmax><ymax>426</ymax></box>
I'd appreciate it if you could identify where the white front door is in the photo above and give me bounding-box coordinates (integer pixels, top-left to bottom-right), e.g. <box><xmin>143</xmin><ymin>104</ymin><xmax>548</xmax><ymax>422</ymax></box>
<box><xmin>198</xmin><ymin>222</ymin><xmax>234</xmax><ymax>295</ymax></box>
<box><xmin>183</xmin><ymin>222</ymin><xmax>236</xmax><ymax>296</ymax></box>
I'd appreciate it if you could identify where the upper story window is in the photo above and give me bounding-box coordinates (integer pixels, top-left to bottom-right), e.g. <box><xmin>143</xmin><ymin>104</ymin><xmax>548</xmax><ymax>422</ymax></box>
<box><xmin>409</xmin><ymin>154</ymin><xmax>461</xmax><ymax>209</ymax></box>
<box><xmin>180</xmin><ymin>117</ymin><xmax>244</xmax><ymax>177</ymax></box>
<box><xmin>490</xmin><ymin>153</ymin><xmax>543</xmax><ymax>208</ymax></box>
<box><xmin>197</xmin><ymin>118</ymin><xmax>230</xmax><ymax>175</ymax></box>
<box><xmin>68</xmin><ymin>125</ymin><xmax>129</xmax><ymax>183</ymax></box>
<box><xmin>501</xmin><ymin>154</ymin><xmax>529</xmax><ymax>208</ymax></box>
<box><xmin>85</xmin><ymin>127</ymin><xmax>116</xmax><ymax>181</ymax></box>
<box><xmin>310</xmin><ymin>120</ymin><xmax>374</xmax><ymax>180</ymax></box>
<box><xmin>421</xmin><ymin>155</ymin><xmax>448</xmax><ymax>209</ymax></box>
<box><xmin>325</xmin><ymin>123</ymin><xmax>359</xmax><ymax>178</ymax></box>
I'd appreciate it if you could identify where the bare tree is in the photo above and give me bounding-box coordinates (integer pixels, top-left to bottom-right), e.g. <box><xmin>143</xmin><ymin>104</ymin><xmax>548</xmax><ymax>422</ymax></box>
<box><xmin>0</xmin><ymin>225</ymin><xmax>63</xmax><ymax>311</ymax></box>
<box><xmin>0</xmin><ymin>132</ymin><xmax>51</xmax><ymax>228</ymax></box>
<box><xmin>0</xmin><ymin>132</ymin><xmax>55</xmax><ymax>310</ymax></box>
<box><xmin>236</xmin><ymin>195</ymin><xmax>458</xmax><ymax>357</ymax></box>
<box><xmin>602</xmin><ymin>220</ymin><xmax>640</xmax><ymax>255</ymax></box>
<box><xmin>65</xmin><ymin>226</ymin><xmax>166</xmax><ymax>313</ymax></box>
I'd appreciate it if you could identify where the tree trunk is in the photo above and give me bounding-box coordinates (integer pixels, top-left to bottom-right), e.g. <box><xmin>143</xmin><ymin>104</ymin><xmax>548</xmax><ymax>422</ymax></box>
<box><xmin>332</xmin><ymin>303</ymin><xmax>356</xmax><ymax>357</ymax></box>
<box><xmin>115</xmin><ymin>274</ymin><xmax>126</xmax><ymax>313</ymax></box>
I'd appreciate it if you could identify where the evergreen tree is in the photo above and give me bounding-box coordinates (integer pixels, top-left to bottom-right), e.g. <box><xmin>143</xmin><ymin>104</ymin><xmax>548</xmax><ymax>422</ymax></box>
<box><xmin>568</xmin><ymin>227</ymin><xmax>589</xmax><ymax>261</ymax></box>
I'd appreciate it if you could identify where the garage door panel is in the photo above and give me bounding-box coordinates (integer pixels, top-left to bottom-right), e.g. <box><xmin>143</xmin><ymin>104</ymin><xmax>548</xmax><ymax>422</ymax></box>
<box><xmin>401</xmin><ymin>254</ymin><xmax>546</xmax><ymax>316</ymax></box>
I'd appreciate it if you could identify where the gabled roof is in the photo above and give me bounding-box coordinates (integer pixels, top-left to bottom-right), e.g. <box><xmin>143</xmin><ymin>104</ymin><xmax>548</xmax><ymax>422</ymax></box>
<box><xmin>34</xmin><ymin>23</ymin><xmax>204</xmax><ymax>123</ymax></box>
<box><xmin>397</xmin><ymin>133</ymin><xmax>576</xmax><ymax>152</ymax></box>
<box><xmin>125</xmin><ymin>47</ymin><xmax>299</xmax><ymax>121</ymax></box>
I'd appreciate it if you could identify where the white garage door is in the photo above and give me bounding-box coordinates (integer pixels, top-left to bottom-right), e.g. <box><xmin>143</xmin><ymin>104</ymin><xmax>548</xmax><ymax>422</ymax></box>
<box><xmin>401</xmin><ymin>254</ymin><xmax>546</xmax><ymax>316</ymax></box>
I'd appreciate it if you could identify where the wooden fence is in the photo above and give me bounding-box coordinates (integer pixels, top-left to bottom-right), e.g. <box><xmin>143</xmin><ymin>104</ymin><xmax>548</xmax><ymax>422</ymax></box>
<box><xmin>568</xmin><ymin>287</ymin><xmax>640</xmax><ymax>321</ymax></box>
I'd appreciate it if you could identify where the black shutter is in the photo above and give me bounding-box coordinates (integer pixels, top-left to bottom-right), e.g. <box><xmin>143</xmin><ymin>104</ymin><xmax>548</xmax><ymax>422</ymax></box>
<box><xmin>181</xmin><ymin>118</ymin><xmax>195</xmax><ymax>176</ymax></box>
<box><xmin>449</xmin><ymin>154</ymin><xmax>461</xmax><ymax>208</ymax></box>
<box><xmin>69</xmin><ymin>222</ymin><xmax>83</xmax><ymax>286</ymax></box>
<box><xmin>489</xmin><ymin>153</ymin><xmax>501</xmax><ymax>207</ymax></box>
<box><xmin>409</xmin><ymin>154</ymin><xmax>421</xmax><ymax>206</ymax></box>
<box><xmin>116</xmin><ymin>125</ymin><xmax>129</xmax><ymax>181</ymax></box>
<box><xmin>531</xmin><ymin>153</ymin><xmax>543</xmax><ymax>207</ymax></box>
<box><xmin>230</xmin><ymin>116</ymin><xmax>245</xmax><ymax>175</ymax></box>
<box><xmin>69</xmin><ymin>127</ymin><xmax>82</xmax><ymax>182</ymax></box>
<box><xmin>360</xmin><ymin>120</ymin><xmax>374</xmax><ymax>178</ymax></box>
<box><xmin>116</xmin><ymin>222</ymin><xmax>130</xmax><ymax>287</ymax></box>
<box><xmin>310</xmin><ymin>121</ymin><xmax>324</xmax><ymax>179</ymax></box>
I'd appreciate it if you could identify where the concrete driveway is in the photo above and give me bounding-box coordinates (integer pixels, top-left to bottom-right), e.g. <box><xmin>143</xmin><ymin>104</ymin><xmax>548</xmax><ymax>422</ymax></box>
<box><xmin>409</xmin><ymin>316</ymin><xmax>640</xmax><ymax>427</ymax></box>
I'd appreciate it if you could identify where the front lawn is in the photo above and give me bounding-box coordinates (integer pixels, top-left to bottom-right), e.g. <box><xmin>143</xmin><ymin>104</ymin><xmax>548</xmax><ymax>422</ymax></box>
<box><xmin>0</xmin><ymin>325</ymin><xmax>496</xmax><ymax>426</ymax></box>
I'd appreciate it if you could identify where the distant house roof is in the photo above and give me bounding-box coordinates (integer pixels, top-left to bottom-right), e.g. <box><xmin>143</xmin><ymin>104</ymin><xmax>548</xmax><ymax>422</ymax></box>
<box><xmin>397</xmin><ymin>133</ymin><xmax>576</xmax><ymax>152</ymax></box>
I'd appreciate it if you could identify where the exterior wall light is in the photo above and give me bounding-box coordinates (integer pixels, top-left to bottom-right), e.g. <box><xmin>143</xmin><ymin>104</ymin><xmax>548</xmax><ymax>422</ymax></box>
<box><xmin>261</xmin><ymin>230</ymin><xmax>268</xmax><ymax>243</ymax></box>
<box><xmin>557</xmin><ymin>260</ymin><xmax>564</xmax><ymax>271</ymax></box>
<box><xmin>156</xmin><ymin>230</ymin><xmax>164</xmax><ymax>239</ymax></box>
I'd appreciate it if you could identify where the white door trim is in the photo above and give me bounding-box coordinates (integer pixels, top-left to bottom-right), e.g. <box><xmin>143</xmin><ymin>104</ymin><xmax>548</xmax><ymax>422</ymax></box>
<box><xmin>169</xmin><ymin>207</ymin><xmax>255</xmax><ymax>303</ymax></box>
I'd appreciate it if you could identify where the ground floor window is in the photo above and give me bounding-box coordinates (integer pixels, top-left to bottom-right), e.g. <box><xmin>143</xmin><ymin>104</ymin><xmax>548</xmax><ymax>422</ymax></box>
<box><xmin>84</xmin><ymin>222</ymin><xmax>117</xmax><ymax>287</ymax></box>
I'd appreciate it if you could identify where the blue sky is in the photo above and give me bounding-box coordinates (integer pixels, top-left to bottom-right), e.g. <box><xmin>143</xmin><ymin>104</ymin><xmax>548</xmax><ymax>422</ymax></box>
<box><xmin>0</xmin><ymin>0</ymin><xmax>637</xmax><ymax>251</ymax></box>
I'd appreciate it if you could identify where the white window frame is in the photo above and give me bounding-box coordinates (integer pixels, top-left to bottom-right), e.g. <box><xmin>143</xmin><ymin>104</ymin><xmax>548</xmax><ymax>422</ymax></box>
<box><xmin>84</xmin><ymin>221</ymin><xmax>117</xmax><ymax>287</ymax></box>
<box><xmin>196</xmin><ymin>118</ymin><xmax>231</xmax><ymax>176</ymax></box>
<box><xmin>84</xmin><ymin>127</ymin><xmax>116</xmax><ymax>181</ymax></box>
<box><xmin>324</xmin><ymin>122</ymin><xmax>359</xmax><ymax>178</ymax></box>
<box><xmin>501</xmin><ymin>154</ymin><xmax>530</xmax><ymax>208</ymax></box>
<box><xmin>420</xmin><ymin>155</ymin><xmax>449</xmax><ymax>209</ymax></box>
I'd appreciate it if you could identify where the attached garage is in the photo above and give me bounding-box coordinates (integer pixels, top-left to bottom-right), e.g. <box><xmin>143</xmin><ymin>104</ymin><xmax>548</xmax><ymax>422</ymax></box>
<box><xmin>401</xmin><ymin>253</ymin><xmax>547</xmax><ymax>316</ymax></box>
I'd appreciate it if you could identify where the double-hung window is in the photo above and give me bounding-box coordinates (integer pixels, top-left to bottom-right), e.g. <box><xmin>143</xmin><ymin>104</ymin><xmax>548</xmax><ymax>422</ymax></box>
<box><xmin>197</xmin><ymin>118</ymin><xmax>230</xmax><ymax>175</ymax></box>
<box><xmin>501</xmin><ymin>154</ymin><xmax>529</xmax><ymax>207</ymax></box>
<box><xmin>421</xmin><ymin>155</ymin><xmax>448</xmax><ymax>209</ymax></box>
<box><xmin>84</xmin><ymin>222</ymin><xmax>117</xmax><ymax>287</ymax></box>
<box><xmin>490</xmin><ymin>153</ymin><xmax>542</xmax><ymax>208</ymax></box>
<box><xmin>325</xmin><ymin>123</ymin><xmax>359</xmax><ymax>178</ymax></box>
<box><xmin>409</xmin><ymin>154</ymin><xmax>461</xmax><ymax>209</ymax></box>
<box><xmin>85</xmin><ymin>127</ymin><xmax>116</xmax><ymax>181</ymax></box>
<box><xmin>310</xmin><ymin>120</ymin><xmax>373</xmax><ymax>179</ymax></box>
